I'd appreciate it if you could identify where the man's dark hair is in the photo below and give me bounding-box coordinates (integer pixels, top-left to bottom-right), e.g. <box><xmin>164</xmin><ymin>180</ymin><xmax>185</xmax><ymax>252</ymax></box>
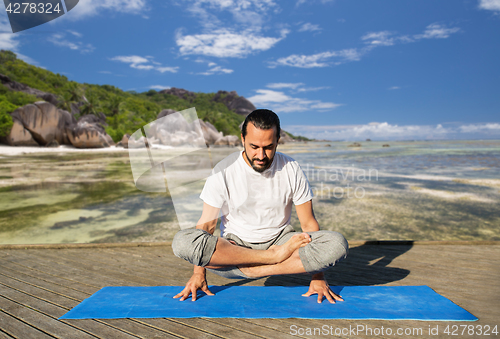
<box><xmin>241</xmin><ymin>109</ymin><xmax>281</xmax><ymax>140</ymax></box>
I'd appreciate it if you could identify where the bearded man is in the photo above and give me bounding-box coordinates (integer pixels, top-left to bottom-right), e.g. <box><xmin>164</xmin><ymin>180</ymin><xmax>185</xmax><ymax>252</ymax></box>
<box><xmin>172</xmin><ymin>109</ymin><xmax>348</xmax><ymax>303</ymax></box>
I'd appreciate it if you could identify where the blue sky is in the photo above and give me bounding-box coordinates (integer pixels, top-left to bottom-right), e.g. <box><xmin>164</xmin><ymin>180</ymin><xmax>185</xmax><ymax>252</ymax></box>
<box><xmin>1</xmin><ymin>0</ymin><xmax>499</xmax><ymax>140</ymax></box>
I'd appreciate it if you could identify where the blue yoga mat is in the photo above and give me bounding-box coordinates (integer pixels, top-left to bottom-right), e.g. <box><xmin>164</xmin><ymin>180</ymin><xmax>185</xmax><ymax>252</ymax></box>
<box><xmin>59</xmin><ymin>285</ymin><xmax>477</xmax><ymax>321</ymax></box>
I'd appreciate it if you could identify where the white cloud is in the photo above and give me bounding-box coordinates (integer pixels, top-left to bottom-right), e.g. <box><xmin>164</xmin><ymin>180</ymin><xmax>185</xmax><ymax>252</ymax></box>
<box><xmin>272</xmin><ymin>23</ymin><xmax>460</xmax><ymax>68</ymax></box>
<box><xmin>248</xmin><ymin>89</ymin><xmax>290</xmax><ymax>103</ymax></box>
<box><xmin>178</xmin><ymin>0</ymin><xmax>285</xmax><ymax>59</ymax></box>
<box><xmin>0</xmin><ymin>12</ymin><xmax>20</xmax><ymax>52</ymax></box>
<box><xmin>157</xmin><ymin>66</ymin><xmax>179</xmax><ymax>73</ymax></box>
<box><xmin>47</xmin><ymin>33</ymin><xmax>95</xmax><ymax>53</ymax></box>
<box><xmin>111</xmin><ymin>55</ymin><xmax>149</xmax><ymax>64</ymax></box>
<box><xmin>361</xmin><ymin>31</ymin><xmax>396</xmax><ymax>46</ymax></box>
<box><xmin>478</xmin><ymin>0</ymin><xmax>500</xmax><ymax>11</ymax></box>
<box><xmin>198</xmin><ymin>64</ymin><xmax>234</xmax><ymax>75</ymax></box>
<box><xmin>298</xmin><ymin>23</ymin><xmax>322</xmax><ymax>32</ymax></box>
<box><xmin>183</xmin><ymin>0</ymin><xmax>278</xmax><ymax>30</ymax></box>
<box><xmin>247</xmin><ymin>89</ymin><xmax>341</xmax><ymax>113</ymax></box>
<box><xmin>459</xmin><ymin>123</ymin><xmax>500</xmax><ymax>133</ymax></box>
<box><xmin>149</xmin><ymin>85</ymin><xmax>171</xmax><ymax>90</ymax></box>
<box><xmin>266</xmin><ymin>82</ymin><xmax>329</xmax><ymax>92</ymax></box>
<box><xmin>414</xmin><ymin>23</ymin><xmax>460</xmax><ymax>39</ymax></box>
<box><xmin>389</xmin><ymin>86</ymin><xmax>400</xmax><ymax>90</ymax></box>
<box><xmin>296</xmin><ymin>0</ymin><xmax>333</xmax><ymax>6</ymax></box>
<box><xmin>67</xmin><ymin>30</ymin><xmax>83</xmax><ymax>37</ymax></box>
<box><xmin>296</xmin><ymin>86</ymin><xmax>330</xmax><ymax>92</ymax></box>
<box><xmin>267</xmin><ymin>83</ymin><xmax>304</xmax><ymax>89</ymax></box>
<box><xmin>16</xmin><ymin>53</ymin><xmax>39</xmax><ymax>65</ymax></box>
<box><xmin>110</xmin><ymin>55</ymin><xmax>179</xmax><ymax>73</ymax></box>
<box><xmin>131</xmin><ymin>64</ymin><xmax>154</xmax><ymax>70</ymax></box>
<box><xmin>270</xmin><ymin>49</ymin><xmax>362</xmax><ymax>68</ymax></box>
<box><xmin>176</xmin><ymin>28</ymin><xmax>288</xmax><ymax>58</ymax></box>
<box><xmin>0</xmin><ymin>33</ymin><xmax>19</xmax><ymax>51</ymax></box>
<box><xmin>65</xmin><ymin>0</ymin><xmax>148</xmax><ymax>19</ymax></box>
<box><xmin>283</xmin><ymin>122</ymin><xmax>500</xmax><ymax>141</ymax></box>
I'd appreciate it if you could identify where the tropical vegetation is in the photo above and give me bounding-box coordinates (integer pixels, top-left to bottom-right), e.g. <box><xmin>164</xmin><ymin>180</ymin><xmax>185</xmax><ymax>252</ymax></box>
<box><xmin>0</xmin><ymin>50</ymin><xmax>245</xmax><ymax>140</ymax></box>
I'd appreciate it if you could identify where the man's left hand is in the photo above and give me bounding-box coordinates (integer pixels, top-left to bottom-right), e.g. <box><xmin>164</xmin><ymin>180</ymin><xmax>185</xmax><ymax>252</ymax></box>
<box><xmin>302</xmin><ymin>272</ymin><xmax>344</xmax><ymax>304</ymax></box>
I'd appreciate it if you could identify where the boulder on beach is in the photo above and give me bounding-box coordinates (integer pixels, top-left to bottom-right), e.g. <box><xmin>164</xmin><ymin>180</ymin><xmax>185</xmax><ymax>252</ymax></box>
<box><xmin>66</xmin><ymin>120</ymin><xmax>112</xmax><ymax>148</ymax></box>
<box><xmin>199</xmin><ymin>120</ymin><xmax>223</xmax><ymax>145</ymax></box>
<box><xmin>214</xmin><ymin>135</ymin><xmax>241</xmax><ymax>147</ymax></box>
<box><xmin>2</xmin><ymin>119</ymin><xmax>39</xmax><ymax>146</ymax></box>
<box><xmin>8</xmin><ymin>101</ymin><xmax>74</xmax><ymax>146</ymax></box>
<box><xmin>116</xmin><ymin>134</ymin><xmax>130</xmax><ymax>148</ymax></box>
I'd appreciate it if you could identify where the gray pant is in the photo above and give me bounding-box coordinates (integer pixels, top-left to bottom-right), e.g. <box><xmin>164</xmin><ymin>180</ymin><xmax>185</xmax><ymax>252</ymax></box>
<box><xmin>172</xmin><ymin>225</ymin><xmax>348</xmax><ymax>279</ymax></box>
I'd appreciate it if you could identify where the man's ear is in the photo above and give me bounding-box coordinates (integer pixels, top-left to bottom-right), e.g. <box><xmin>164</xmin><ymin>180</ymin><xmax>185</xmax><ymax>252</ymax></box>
<box><xmin>241</xmin><ymin>133</ymin><xmax>244</xmax><ymax>145</ymax></box>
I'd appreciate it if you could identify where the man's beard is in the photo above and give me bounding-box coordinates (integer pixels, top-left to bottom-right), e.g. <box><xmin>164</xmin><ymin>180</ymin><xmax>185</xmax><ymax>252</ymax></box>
<box><xmin>244</xmin><ymin>149</ymin><xmax>273</xmax><ymax>173</ymax></box>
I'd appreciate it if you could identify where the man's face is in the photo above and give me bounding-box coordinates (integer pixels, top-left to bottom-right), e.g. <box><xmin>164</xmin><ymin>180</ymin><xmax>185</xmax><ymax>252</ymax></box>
<box><xmin>241</xmin><ymin>122</ymin><xmax>279</xmax><ymax>173</ymax></box>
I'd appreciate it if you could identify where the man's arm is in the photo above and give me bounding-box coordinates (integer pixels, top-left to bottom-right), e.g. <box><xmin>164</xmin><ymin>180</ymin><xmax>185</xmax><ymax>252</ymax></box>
<box><xmin>295</xmin><ymin>200</ymin><xmax>344</xmax><ymax>303</ymax></box>
<box><xmin>173</xmin><ymin>202</ymin><xmax>220</xmax><ymax>301</ymax></box>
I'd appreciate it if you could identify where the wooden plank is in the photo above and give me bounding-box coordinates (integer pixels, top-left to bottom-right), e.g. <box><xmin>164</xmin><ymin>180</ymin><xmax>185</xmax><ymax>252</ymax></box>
<box><xmin>0</xmin><ymin>242</ymin><xmax>172</xmax><ymax>250</ymax></box>
<box><xmin>3</xmin><ymin>252</ymin><xmax>247</xmax><ymax>338</ymax></box>
<box><xmin>1</xmin><ymin>245</ymin><xmax>499</xmax><ymax>339</ymax></box>
<box><xmin>137</xmin><ymin>319</ymin><xmax>223</xmax><ymax>339</ymax></box>
<box><xmin>0</xmin><ymin>268</ymin><xmax>90</xmax><ymax>301</ymax></box>
<box><xmin>0</xmin><ymin>276</ymin><xmax>80</xmax><ymax>310</ymax></box>
<box><xmin>59</xmin><ymin>247</ymin><xmax>313</xmax><ymax>289</ymax></box>
<box><xmin>4</xmin><ymin>253</ymin><xmax>125</xmax><ymax>288</ymax></box>
<box><xmin>13</xmin><ymin>250</ymin><xmax>163</xmax><ymax>286</ymax></box>
<box><xmin>0</xmin><ymin>331</ymin><xmax>14</xmax><ymax>339</ymax></box>
<box><xmin>0</xmin><ymin>262</ymin><xmax>97</xmax><ymax>294</ymax></box>
<box><xmin>50</xmin><ymin>249</ymin><xmax>174</xmax><ymax>284</ymax></box>
<box><xmin>206</xmin><ymin>318</ymin><xmax>305</xmax><ymax>339</ymax></box>
<box><xmin>0</xmin><ymin>310</ymin><xmax>53</xmax><ymax>339</ymax></box>
<box><xmin>72</xmin><ymin>319</ymin><xmax>176</xmax><ymax>339</ymax></box>
<box><xmin>0</xmin><ymin>296</ymin><xmax>95</xmax><ymax>339</ymax></box>
<box><xmin>3</xmin><ymin>250</ymin><xmax>142</xmax><ymax>287</ymax></box>
<box><xmin>0</xmin><ymin>282</ymin><xmax>152</xmax><ymax>339</ymax></box>
<box><xmin>238</xmin><ymin>319</ymin><xmax>316</xmax><ymax>338</ymax></box>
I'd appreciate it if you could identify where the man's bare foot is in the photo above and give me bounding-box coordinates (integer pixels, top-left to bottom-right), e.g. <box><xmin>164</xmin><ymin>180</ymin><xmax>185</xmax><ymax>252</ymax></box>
<box><xmin>267</xmin><ymin>233</ymin><xmax>311</xmax><ymax>264</ymax></box>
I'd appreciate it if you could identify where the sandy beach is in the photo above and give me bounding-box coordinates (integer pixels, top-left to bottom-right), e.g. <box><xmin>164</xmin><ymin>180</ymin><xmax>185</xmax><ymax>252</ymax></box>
<box><xmin>0</xmin><ymin>144</ymin><xmax>129</xmax><ymax>156</ymax></box>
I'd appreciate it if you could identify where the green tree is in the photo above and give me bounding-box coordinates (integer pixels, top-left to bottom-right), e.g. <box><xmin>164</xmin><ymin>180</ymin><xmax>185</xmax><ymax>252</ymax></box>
<box><xmin>106</xmin><ymin>95</ymin><xmax>123</xmax><ymax>118</ymax></box>
<box><xmin>0</xmin><ymin>100</ymin><xmax>16</xmax><ymax>137</ymax></box>
<box><xmin>80</xmin><ymin>89</ymin><xmax>102</xmax><ymax>116</ymax></box>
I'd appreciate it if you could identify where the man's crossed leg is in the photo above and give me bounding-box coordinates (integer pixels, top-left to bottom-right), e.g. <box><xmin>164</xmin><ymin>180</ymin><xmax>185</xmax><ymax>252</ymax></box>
<box><xmin>172</xmin><ymin>225</ymin><xmax>348</xmax><ymax>302</ymax></box>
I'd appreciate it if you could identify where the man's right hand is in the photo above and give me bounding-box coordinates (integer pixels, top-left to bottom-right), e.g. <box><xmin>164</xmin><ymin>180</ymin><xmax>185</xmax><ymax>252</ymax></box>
<box><xmin>173</xmin><ymin>272</ymin><xmax>214</xmax><ymax>301</ymax></box>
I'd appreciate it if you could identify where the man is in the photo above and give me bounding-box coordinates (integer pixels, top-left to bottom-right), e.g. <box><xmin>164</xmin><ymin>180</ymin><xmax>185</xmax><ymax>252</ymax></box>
<box><xmin>172</xmin><ymin>109</ymin><xmax>348</xmax><ymax>303</ymax></box>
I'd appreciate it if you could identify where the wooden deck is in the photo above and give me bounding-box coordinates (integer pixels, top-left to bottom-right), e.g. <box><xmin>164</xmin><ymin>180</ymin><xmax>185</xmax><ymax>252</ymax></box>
<box><xmin>0</xmin><ymin>242</ymin><xmax>498</xmax><ymax>339</ymax></box>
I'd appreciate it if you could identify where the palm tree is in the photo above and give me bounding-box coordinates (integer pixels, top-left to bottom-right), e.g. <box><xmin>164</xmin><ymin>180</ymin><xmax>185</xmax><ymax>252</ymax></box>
<box><xmin>58</xmin><ymin>82</ymin><xmax>84</xmax><ymax>112</ymax></box>
<box><xmin>106</xmin><ymin>95</ymin><xmax>123</xmax><ymax>117</ymax></box>
<box><xmin>80</xmin><ymin>89</ymin><xmax>101</xmax><ymax>116</ymax></box>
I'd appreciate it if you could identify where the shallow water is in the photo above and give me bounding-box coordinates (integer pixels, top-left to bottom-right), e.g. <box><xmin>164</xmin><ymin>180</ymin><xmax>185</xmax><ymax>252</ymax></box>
<box><xmin>280</xmin><ymin>140</ymin><xmax>500</xmax><ymax>241</ymax></box>
<box><xmin>0</xmin><ymin>140</ymin><xmax>499</xmax><ymax>244</ymax></box>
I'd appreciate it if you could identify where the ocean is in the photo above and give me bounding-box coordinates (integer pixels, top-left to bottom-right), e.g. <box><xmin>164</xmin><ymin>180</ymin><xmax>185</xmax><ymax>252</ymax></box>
<box><xmin>0</xmin><ymin>140</ymin><xmax>499</xmax><ymax>244</ymax></box>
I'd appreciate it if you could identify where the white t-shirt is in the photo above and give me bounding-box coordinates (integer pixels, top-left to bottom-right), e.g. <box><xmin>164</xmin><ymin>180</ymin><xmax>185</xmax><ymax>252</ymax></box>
<box><xmin>200</xmin><ymin>151</ymin><xmax>313</xmax><ymax>243</ymax></box>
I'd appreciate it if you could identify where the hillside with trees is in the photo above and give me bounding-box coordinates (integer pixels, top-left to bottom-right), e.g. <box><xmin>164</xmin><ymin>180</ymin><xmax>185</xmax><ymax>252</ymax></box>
<box><xmin>0</xmin><ymin>50</ymin><xmax>248</xmax><ymax>142</ymax></box>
